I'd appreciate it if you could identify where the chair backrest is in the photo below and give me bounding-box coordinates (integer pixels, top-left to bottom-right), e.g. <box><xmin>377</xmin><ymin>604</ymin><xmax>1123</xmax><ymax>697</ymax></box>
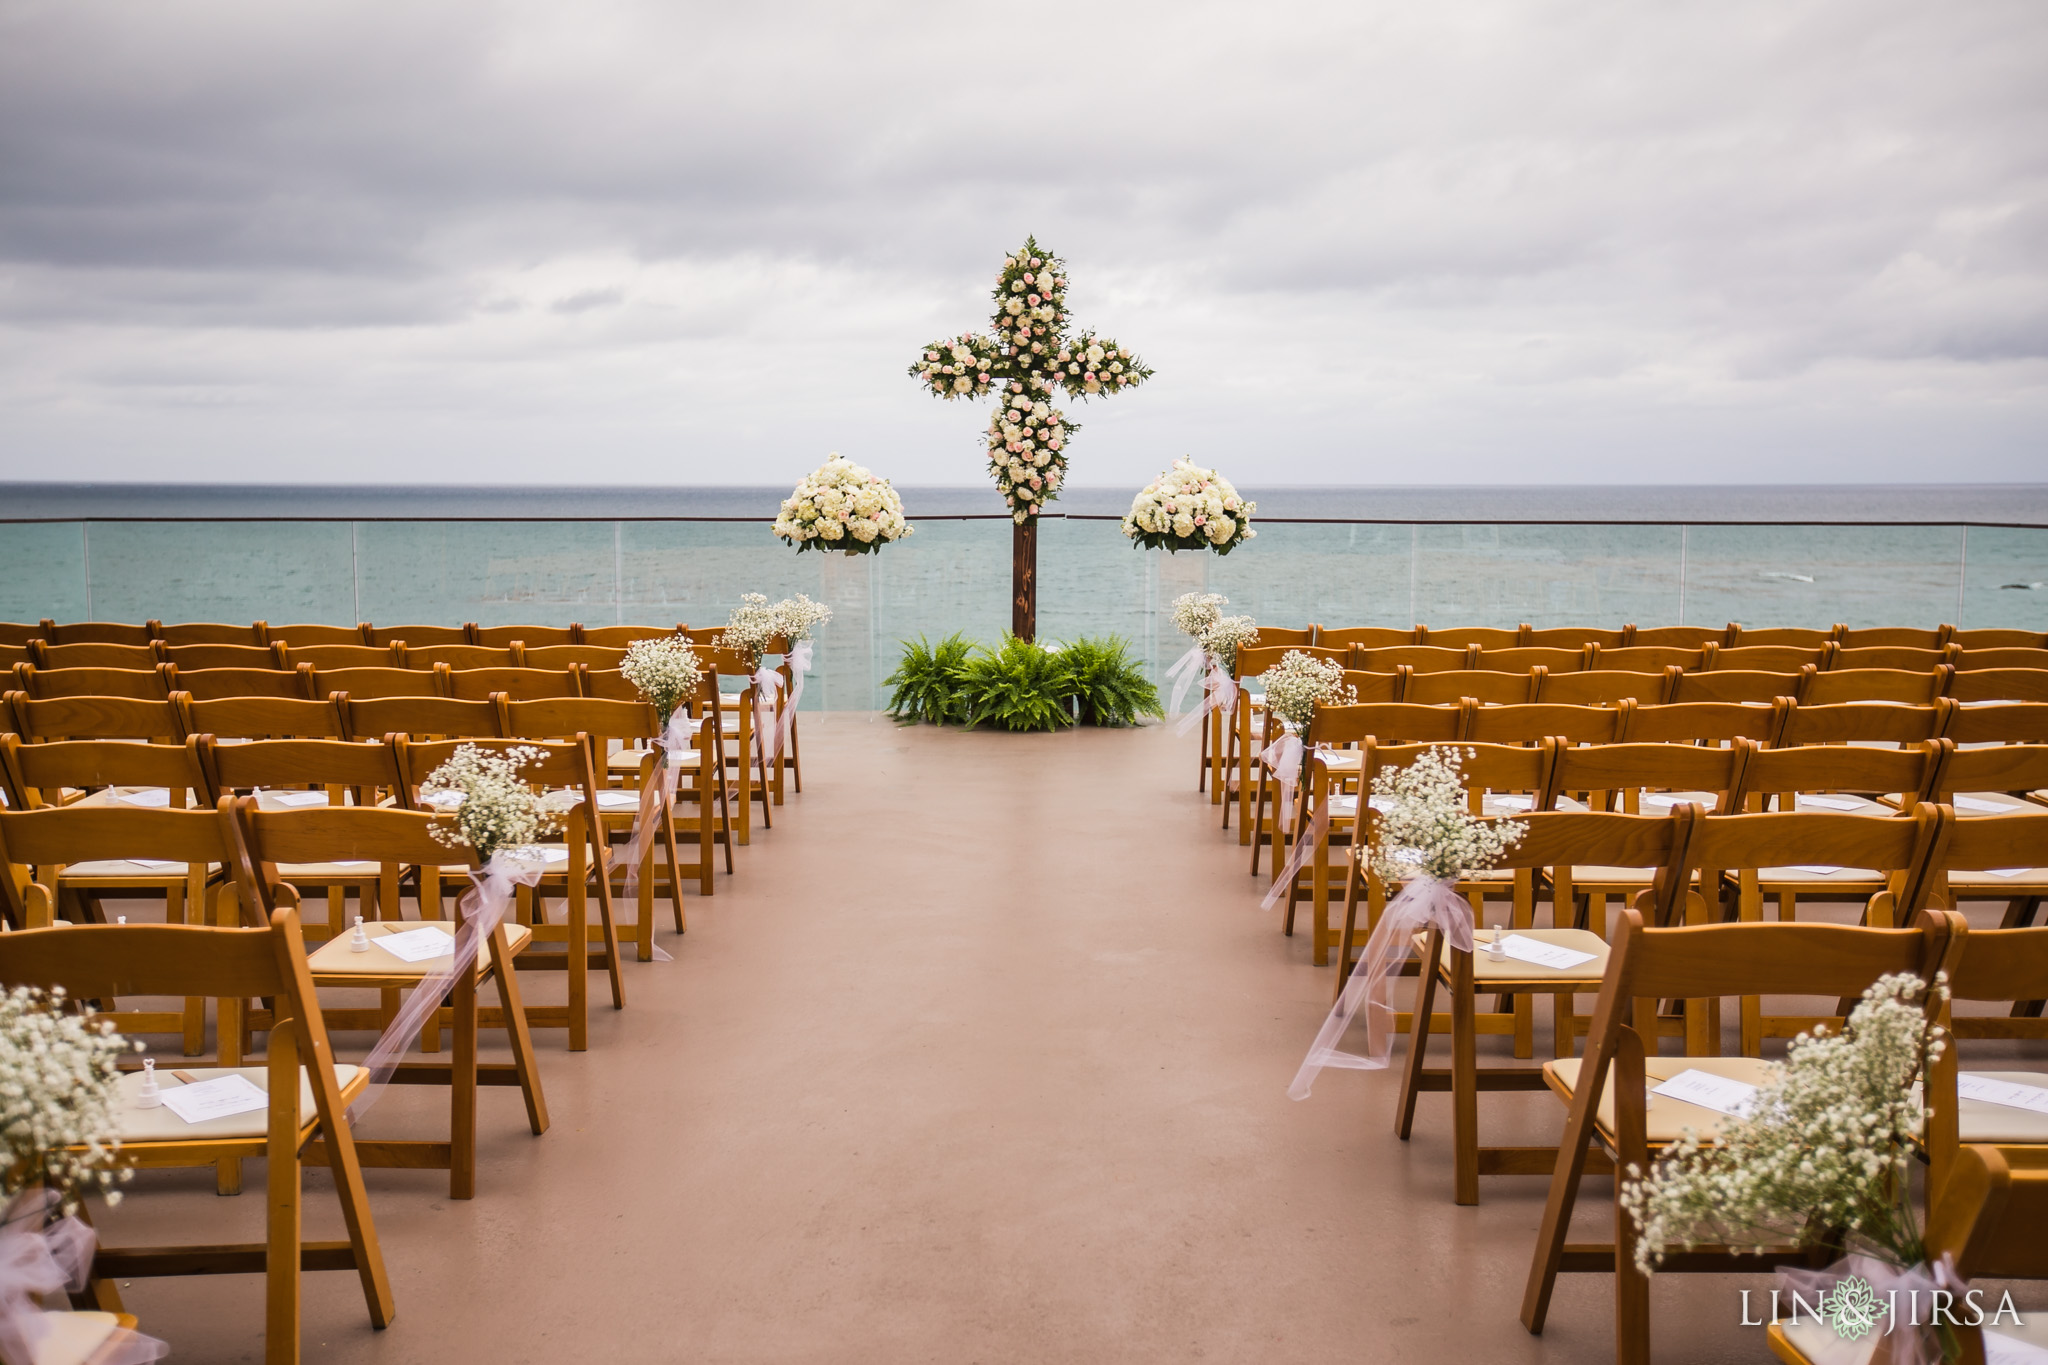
<box><xmin>402</xmin><ymin>643</ymin><xmax>519</xmax><ymax>671</ymax></box>
<box><xmin>1475</xmin><ymin>647</ymin><xmax>1585</xmax><ymax>675</ymax></box>
<box><xmin>367</xmin><ymin>623</ymin><xmax>472</xmax><ymax>648</ymax></box>
<box><xmin>30</xmin><ymin>640</ymin><xmax>159</xmax><ymax>670</ymax></box>
<box><xmin>1535</xmin><ymin>669</ymin><xmax>1667</xmax><ymax>706</ymax></box>
<box><xmin>1354</xmin><ymin>645</ymin><xmax>1470</xmax><ymax>674</ymax></box>
<box><xmin>340</xmin><ymin>695</ymin><xmax>500</xmax><ymax>741</ymax></box>
<box><xmin>0</xmin><ymin>622</ymin><xmax>40</xmax><ymax>648</ymax></box>
<box><xmin>41</xmin><ymin>621</ymin><xmax>156</xmax><ymax>647</ymax></box>
<box><xmin>0</xmin><ymin>897</ymin><xmax>304</xmax><ymax>1015</ymax></box>
<box><xmin>1523</xmin><ymin>625</ymin><xmax>1631</xmax><ymax>649</ymax></box>
<box><xmin>1316</xmin><ymin>626</ymin><xmax>1417</xmax><ymax>648</ymax></box>
<box><xmin>1774</xmin><ymin>700</ymin><xmax>1948</xmax><ymax>746</ymax></box>
<box><xmin>1954</xmin><ymin>647</ymin><xmax>2048</xmax><ymax>672</ymax></box>
<box><xmin>1660</xmin><ymin>806</ymin><xmax>1944</xmax><ymax>926</ymax></box>
<box><xmin>1416</xmin><ymin>626</ymin><xmax>1520</xmax><ymax>650</ymax></box>
<box><xmin>579</xmin><ymin>624</ymin><xmax>683</xmax><ymax>649</ymax></box>
<box><xmin>393</xmin><ymin>735</ymin><xmax>600</xmax><ymax>811</ymax></box>
<box><xmin>496</xmin><ymin>695</ymin><xmax>660</xmax><ymax>746</ymax></box>
<box><xmin>227</xmin><ymin>803</ymin><xmax>479</xmax><ymax>913</ymax></box>
<box><xmin>179</xmin><ymin>694</ymin><xmax>347</xmax><ymax>740</ymax></box>
<box><xmin>1401</xmin><ymin>668</ymin><xmax>1536</xmax><ymax>707</ymax></box>
<box><xmin>1302</xmin><ymin>702</ymin><xmax>1463</xmax><ymax>747</ymax></box>
<box><xmin>1837</xmin><ymin>626</ymin><xmax>1949</xmax><ymax>650</ymax></box>
<box><xmin>166</xmin><ymin>663</ymin><xmax>314</xmax><ymax>701</ymax></box>
<box><xmin>0</xmin><ymin>801</ymin><xmax>232</xmax><ymax>926</ymax></box>
<box><xmin>269</xmin><ymin>623</ymin><xmax>370</xmax><ymax>647</ymax></box>
<box><xmin>159</xmin><ymin>642</ymin><xmax>285</xmax><ymax>672</ymax></box>
<box><xmin>308</xmin><ymin>665</ymin><xmax>446</xmax><ymax>700</ymax></box>
<box><xmin>1927</xmin><ymin>742</ymin><xmax>2048</xmax><ymax>804</ymax></box>
<box><xmin>156</xmin><ymin>621</ymin><xmax>267</xmax><ymax>646</ymax></box>
<box><xmin>280</xmin><ymin>643</ymin><xmax>403</xmax><ymax>671</ymax></box>
<box><xmin>1232</xmin><ymin>644</ymin><xmax>1342</xmax><ymax>680</ymax></box>
<box><xmin>521</xmin><ymin>644</ymin><xmax>626</xmax><ymax>670</ymax></box>
<box><xmin>675</xmin><ymin>626</ymin><xmax>722</xmax><ymax>646</ymax></box>
<box><xmin>1665</xmin><ymin>668</ymin><xmax>1800</xmax><ymax>705</ymax></box>
<box><xmin>1945</xmin><ymin>668</ymin><xmax>2048</xmax><ymax>705</ymax></box>
<box><xmin>473</xmin><ymin>623</ymin><xmax>581</xmax><ymax>647</ymax></box>
<box><xmin>1740</xmin><ymin>741</ymin><xmax>1937</xmax><ymax>814</ymax></box>
<box><xmin>1491</xmin><ymin>807</ymin><xmax>1687</xmax><ymax>879</ymax></box>
<box><xmin>1927</xmin><ymin>1146</ymin><xmax>2048</xmax><ymax>1284</ymax></box>
<box><xmin>1725</xmin><ymin>625</ymin><xmax>1836</xmax><ymax>648</ymax></box>
<box><xmin>1831</xmin><ymin>645</ymin><xmax>1956</xmax><ymax>672</ymax></box>
<box><xmin>14</xmin><ymin>664</ymin><xmax>170</xmax><ymax>700</ymax></box>
<box><xmin>1358</xmin><ymin>740</ymin><xmax>1554</xmax><ymax>815</ymax></box>
<box><xmin>0</xmin><ymin>733</ymin><xmax>209</xmax><ymax>811</ymax></box>
<box><xmin>6</xmin><ymin>692</ymin><xmax>185</xmax><ymax>742</ymax></box>
<box><xmin>1629</xmin><ymin>625</ymin><xmax>1731</xmax><ymax>648</ymax></box>
<box><xmin>1465</xmin><ymin>702</ymin><xmax>1625</xmax><ymax>746</ymax></box>
<box><xmin>1247</xmin><ymin>626</ymin><xmax>1317</xmax><ymax>648</ymax></box>
<box><xmin>577</xmin><ymin>668</ymin><xmax>640</xmax><ymax>703</ymax></box>
<box><xmin>1925</xmin><ymin>808</ymin><xmax>2048</xmax><ymax>902</ymax></box>
<box><xmin>1336</xmin><ymin>669</ymin><xmax>1402</xmax><ymax>705</ymax></box>
<box><xmin>198</xmin><ymin>736</ymin><xmax>406</xmax><ymax>807</ymax></box>
<box><xmin>1546</xmin><ymin>742</ymin><xmax>1744</xmax><ymax>813</ymax></box>
<box><xmin>446</xmin><ymin>667</ymin><xmax>583</xmax><ymax>701</ymax></box>
<box><xmin>1941</xmin><ymin>701</ymin><xmax>2048</xmax><ymax>745</ymax></box>
<box><xmin>1589</xmin><ymin>644</ymin><xmax>1704</xmax><ymax>673</ymax></box>
<box><xmin>1625</xmin><ymin>700</ymin><xmax>1782</xmax><ymax>745</ymax></box>
<box><xmin>1801</xmin><ymin>666</ymin><xmax>1948</xmax><ymax>706</ymax></box>
<box><xmin>1949</xmin><ymin>629</ymin><xmax>2047</xmax><ymax>651</ymax></box>
<box><xmin>1711</xmin><ymin>644</ymin><xmax>1829</xmax><ymax>673</ymax></box>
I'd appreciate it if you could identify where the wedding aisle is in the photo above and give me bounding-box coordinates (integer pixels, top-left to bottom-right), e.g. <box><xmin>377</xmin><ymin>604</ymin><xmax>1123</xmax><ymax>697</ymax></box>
<box><xmin>91</xmin><ymin>717</ymin><xmax>1769</xmax><ymax>1363</ymax></box>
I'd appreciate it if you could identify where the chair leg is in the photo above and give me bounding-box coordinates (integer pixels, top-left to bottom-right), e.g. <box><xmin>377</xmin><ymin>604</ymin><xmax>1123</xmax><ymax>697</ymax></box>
<box><xmin>265</xmin><ymin>1027</ymin><xmax>302</xmax><ymax>1364</ymax></box>
<box><xmin>635</xmin><ymin>843</ymin><xmax>655</xmax><ymax>964</ymax></box>
<box><xmin>492</xmin><ymin>929</ymin><xmax>550</xmax><ymax>1137</ymax></box>
<box><xmin>662</xmin><ymin>799</ymin><xmax>687</xmax><ymax>933</ymax></box>
<box><xmin>450</xmin><ymin>972</ymin><xmax>479</xmax><ymax>1200</ymax></box>
<box><xmin>1397</xmin><ymin>936</ymin><xmax>1443</xmax><ymax>1140</ymax></box>
<box><xmin>789</xmin><ymin>712</ymin><xmax>803</xmax><ymax>794</ymax></box>
<box><xmin>567</xmin><ymin>882</ymin><xmax>588</xmax><ymax>1052</ymax></box>
<box><xmin>1452</xmin><ymin>953</ymin><xmax>1480</xmax><ymax>1206</ymax></box>
<box><xmin>591</xmin><ymin>860</ymin><xmax>626</xmax><ymax>1011</ymax></box>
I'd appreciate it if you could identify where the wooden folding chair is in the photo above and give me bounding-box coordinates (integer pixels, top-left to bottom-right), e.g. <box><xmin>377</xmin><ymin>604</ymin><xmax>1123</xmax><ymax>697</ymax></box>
<box><xmin>1951</xmin><ymin>629</ymin><xmax>2048</xmax><ymax>651</ymax></box>
<box><xmin>1774</xmin><ymin>700</ymin><xmax>1948</xmax><ymax>746</ymax></box>
<box><xmin>5</xmin><ymin>692</ymin><xmax>185</xmax><ymax>742</ymax></box>
<box><xmin>1</xmin><ymin>892</ymin><xmax>394</xmax><ymax>1365</ymax></box>
<box><xmin>1248</xmin><ymin>673</ymin><xmax>1408</xmax><ymax>879</ymax></box>
<box><xmin>523</xmin><ymin>644</ymin><xmax>626</xmax><ymax>670</ymax></box>
<box><xmin>1621</xmin><ymin>700</ymin><xmax>1783</xmax><ymax>746</ymax></box>
<box><xmin>1227</xmin><ymin>642</ymin><xmax>1345</xmax><ymax>843</ymax></box>
<box><xmin>1837</xmin><ymin>625</ymin><xmax>1948</xmax><ymax>649</ymax></box>
<box><xmin>1948</xmin><ymin>670</ymin><xmax>2048</xmax><ymax>706</ymax></box>
<box><xmin>13</xmin><ymin>664</ymin><xmax>170</xmax><ymax>700</ymax></box>
<box><xmin>156</xmin><ymin>620</ymin><xmax>267</xmax><ymax>646</ymax></box>
<box><xmin>159</xmin><ymin>642</ymin><xmax>285</xmax><ymax>672</ymax></box>
<box><xmin>1726</xmin><ymin>625</ymin><xmax>1836</xmax><ymax>647</ymax></box>
<box><xmin>1524</xmin><ymin>626</ymin><xmax>1630</xmax><ymax>649</ymax></box>
<box><xmin>1520</xmin><ymin>902</ymin><xmax>1959</xmax><ymax>1364</ymax></box>
<box><xmin>1588</xmin><ymin>645</ymin><xmax>1705</xmax><ymax>673</ymax></box>
<box><xmin>366</xmin><ymin>624</ymin><xmax>471</xmax><ymax>648</ymax></box>
<box><xmin>1666</xmin><ymin>668</ymin><xmax>1801</xmax><ymax>705</ymax></box>
<box><xmin>309</xmin><ymin>665</ymin><xmax>446</xmax><ymax>700</ymax></box>
<box><xmin>579</xmin><ymin>624</ymin><xmax>681</xmax><ymax>648</ymax></box>
<box><xmin>400</xmin><ymin>644</ymin><xmax>520</xmax><ymax>671</ymax></box>
<box><xmin>1417</xmin><ymin>626</ymin><xmax>1519</xmax><ymax>650</ymax></box>
<box><xmin>29</xmin><ymin>640</ymin><xmax>160</xmax><ymax>671</ymax></box>
<box><xmin>1942</xmin><ymin>702</ymin><xmax>2048</xmax><ymax>746</ymax></box>
<box><xmin>395</xmin><ymin>734</ymin><xmax>624</xmax><ymax>1051</ymax></box>
<box><xmin>280</xmin><ymin>643</ymin><xmax>402</xmax><ymax>671</ymax></box>
<box><xmin>1318</xmin><ymin>626</ymin><xmax>1417</xmax><ymax>649</ymax></box>
<box><xmin>1475</xmin><ymin>647</ymin><xmax>1587</xmax><ymax>675</ymax></box>
<box><xmin>1956</xmin><ymin>647</ymin><xmax>2048</xmax><ymax>672</ymax></box>
<box><xmin>37</xmin><ymin>622</ymin><xmax>156</xmax><ymax>647</ymax></box>
<box><xmin>339</xmin><ymin>694</ymin><xmax>500</xmax><ymax>742</ymax></box>
<box><xmin>178</xmin><ymin>694</ymin><xmax>348</xmax><ymax>741</ymax></box>
<box><xmin>1630</xmin><ymin>624</ymin><xmax>1732</xmax><ymax>648</ymax></box>
<box><xmin>1536</xmin><ymin>670</ymin><xmax>1667</xmax><ymax>706</ymax></box>
<box><xmin>473</xmin><ymin>623</ymin><xmax>581</xmax><ymax>647</ymax></box>
<box><xmin>224</xmin><ymin>801</ymin><xmax>549</xmax><ymax>1199</ymax></box>
<box><xmin>1402</xmin><ymin>668</ymin><xmax>1537</xmax><ymax>706</ymax></box>
<box><xmin>1799</xmin><ymin>666</ymin><xmax>1950</xmax><ymax>706</ymax></box>
<box><xmin>0</xmin><ymin>744</ymin><xmax>220</xmax><ymax>1052</ymax></box>
<box><xmin>1712</xmin><ymin>644</ymin><xmax>1829</xmax><ymax>673</ymax></box>
<box><xmin>1830</xmin><ymin>644</ymin><xmax>1958</xmax><ymax>672</ymax></box>
<box><xmin>167</xmin><ymin>663</ymin><xmax>315</xmax><ymax>700</ymax></box>
<box><xmin>446</xmin><ymin>666</ymin><xmax>582</xmax><ymax>701</ymax></box>
<box><xmin>269</xmin><ymin>623</ymin><xmax>370</xmax><ymax>647</ymax></box>
<box><xmin>693</xmin><ymin>645</ymin><xmax>771</xmax><ymax>843</ymax></box>
<box><xmin>1397</xmin><ymin>808</ymin><xmax>1689</xmax><ymax>1204</ymax></box>
<box><xmin>1466</xmin><ymin>702</ymin><xmax>1626</xmax><ymax>747</ymax></box>
<box><xmin>1356</xmin><ymin>644</ymin><xmax>1473</xmax><ymax>673</ymax></box>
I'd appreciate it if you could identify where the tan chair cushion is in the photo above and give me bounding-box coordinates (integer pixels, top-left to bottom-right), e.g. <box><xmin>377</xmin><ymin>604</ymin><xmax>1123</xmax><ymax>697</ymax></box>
<box><xmin>307</xmin><ymin>920</ymin><xmax>533</xmax><ymax>976</ymax></box>
<box><xmin>1544</xmin><ymin>1055</ymin><xmax>1779</xmax><ymax>1145</ymax></box>
<box><xmin>1559</xmin><ymin>864</ymin><xmax>1656</xmax><ymax>890</ymax></box>
<box><xmin>1421</xmin><ymin>927</ymin><xmax>1612</xmax><ymax>985</ymax></box>
<box><xmin>23</xmin><ymin>1309</ymin><xmax>127</xmax><ymax>1365</ymax></box>
<box><xmin>1958</xmin><ymin>1070</ymin><xmax>2048</xmax><ymax>1145</ymax></box>
<box><xmin>111</xmin><ymin>1064</ymin><xmax>365</xmax><ymax>1142</ymax></box>
<box><xmin>57</xmin><ymin>861</ymin><xmax>219</xmax><ymax>882</ymax></box>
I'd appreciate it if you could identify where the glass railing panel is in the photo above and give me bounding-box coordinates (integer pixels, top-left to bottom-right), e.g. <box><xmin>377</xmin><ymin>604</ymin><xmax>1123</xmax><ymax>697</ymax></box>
<box><xmin>1206</xmin><ymin>521</ymin><xmax>1413</xmax><ymax>634</ymax></box>
<box><xmin>1036</xmin><ymin>516</ymin><xmax>1154</xmax><ymax>653</ymax></box>
<box><xmin>85</xmin><ymin>519</ymin><xmax>356</xmax><ymax>627</ymax></box>
<box><xmin>0</xmin><ymin>521</ymin><xmax>89</xmax><ymax>623</ymax></box>
<box><xmin>868</xmin><ymin>518</ymin><xmax>1012</xmax><ymax>709</ymax></box>
<box><xmin>1680</xmin><ymin>524</ymin><xmax>1965</xmax><ymax>631</ymax></box>
<box><xmin>353</xmin><ymin>520</ymin><xmax>614</xmax><ymax>629</ymax></box>
<box><xmin>1959</xmin><ymin>526</ymin><xmax>2048</xmax><ymax>632</ymax></box>
<box><xmin>1415</xmin><ymin>523</ymin><xmax>1684</xmax><ymax>631</ymax></box>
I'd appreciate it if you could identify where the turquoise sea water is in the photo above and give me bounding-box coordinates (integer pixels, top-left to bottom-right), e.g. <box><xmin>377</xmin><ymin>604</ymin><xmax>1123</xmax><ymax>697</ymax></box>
<box><xmin>3</xmin><ymin>484</ymin><xmax>2044</xmax><ymax>709</ymax></box>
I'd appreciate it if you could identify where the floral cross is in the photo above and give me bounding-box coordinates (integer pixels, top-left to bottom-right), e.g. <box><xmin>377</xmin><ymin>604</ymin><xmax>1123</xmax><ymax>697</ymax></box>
<box><xmin>909</xmin><ymin>236</ymin><xmax>1153</xmax><ymax>524</ymax></box>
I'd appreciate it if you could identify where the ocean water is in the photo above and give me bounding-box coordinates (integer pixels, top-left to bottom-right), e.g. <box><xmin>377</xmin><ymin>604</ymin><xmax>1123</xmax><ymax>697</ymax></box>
<box><xmin>3</xmin><ymin>483</ymin><xmax>2043</xmax><ymax>709</ymax></box>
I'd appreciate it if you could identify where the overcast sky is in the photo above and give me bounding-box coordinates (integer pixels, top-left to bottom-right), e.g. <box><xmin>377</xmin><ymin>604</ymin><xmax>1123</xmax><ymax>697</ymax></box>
<box><xmin>1</xmin><ymin>0</ymin><xmax>2042</xmax><ymax>488</ymax></box>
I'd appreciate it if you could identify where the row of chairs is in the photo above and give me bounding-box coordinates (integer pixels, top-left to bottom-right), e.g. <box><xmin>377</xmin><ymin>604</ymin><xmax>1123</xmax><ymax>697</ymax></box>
<box><xmin>1303</xmin><ymin>640</ymin><xmax>2040</xmax><ymax>675</ymax></box>
<box><xmin>1224</xmin><ymin>622</ymin><xmax>2047</xmax><ymax>650</ymax></box>
<box><xmin>15</xmin><ymin>638</ymin><xmax>664</xmax><ymax>672</ymax></box>
<box><xmin>0</xmin><ymin>618</ymin><xmax>688</xmax><ymax>648</ymax></box>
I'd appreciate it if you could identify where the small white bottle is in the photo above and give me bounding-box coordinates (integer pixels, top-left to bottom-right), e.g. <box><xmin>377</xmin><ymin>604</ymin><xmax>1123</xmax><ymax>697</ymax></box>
<box><xmin>1486</xmin><ymin>926</ymin><xmax>1508</xmax><ymax>962</ymax></box>
<box><xmin>135</xmin><ymin>1058</ymin><xmax>163</xmax><ymax>1109</ymax></box>
<box><xmin>350</xmin><ymin>916</ymin><xmax>371</xmax><ymax>952</ymax></box>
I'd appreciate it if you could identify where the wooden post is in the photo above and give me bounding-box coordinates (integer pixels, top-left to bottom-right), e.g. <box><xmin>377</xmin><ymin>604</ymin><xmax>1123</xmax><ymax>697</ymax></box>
<box><xmin>1011</xmin><ymin>518</ymin><xmax>1038</xmax><ymax>643</ymax></box>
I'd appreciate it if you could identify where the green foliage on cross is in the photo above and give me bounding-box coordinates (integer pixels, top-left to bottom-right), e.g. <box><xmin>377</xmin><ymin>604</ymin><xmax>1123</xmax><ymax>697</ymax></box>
<box><xmin>909</xmin><ymin>236</ymin><xmax>1154</xmax><ymax>523</ymax></box>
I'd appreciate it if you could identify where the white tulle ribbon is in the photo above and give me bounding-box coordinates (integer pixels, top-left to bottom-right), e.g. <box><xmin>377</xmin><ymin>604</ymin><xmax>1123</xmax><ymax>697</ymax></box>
<box><xmin>752</xmin><ymin>668</ymin><xmax>784</xmax><ymax>768</ymax></box>
<box><xmin>1165</xmin><ymin>644</ymin><xmax>1207</xmax><ymax>715</ymax></box>
<box><xmin>1774</xmin><ymin>1255</ymin><xmax>1969</xmax><ymax>1365</ymax></box>
<box><xmin>620</xmin><ymin>708</ymin><xmax>695</xmax><ymax>900</ymax></box>
<box><xmin>1174</xmin><ymin>659</ymin><xmax>1239</xmax><ymax>738</ymax></box>
<box><xmin>351</xmin><ymin>849</ymin><xmax>545</xmax><ymax>1118</ymax></box>
<box><xmin>1259</xmin><ymin>729</ymin><xmax>1305</xmax><ymax>852</ymax></box>
<box><xmin>777</xmin><ymin>640</ymin><xmax>813</xmax><ymax>756</ymax></box>
<box><xmin>0</xmin><ymin>1192</ymin><xmax>165</xmax><ymax>1364</ymax></box>
<box><xmin>1261</xmin><ymin>757</ymin><xmax>1332</xmax><ymax>911</ymax></box>
<box><xmin>1289</xmin><ymin>875</ymin><xmax>1474</xmax><ymax>1098</ymax></box>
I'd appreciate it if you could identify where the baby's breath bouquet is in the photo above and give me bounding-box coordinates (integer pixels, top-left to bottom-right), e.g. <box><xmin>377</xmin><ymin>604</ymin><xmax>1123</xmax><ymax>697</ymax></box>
<box><xmin>1200</xmin><ymin>616</ymin><xmax>1260</xmax><ymax>674</ymax></box>
<box><xmin>772</xmin><ymin>454</ymin><xmax>913</xmax><ymax>555</ymax></box>
<box><xmin>420</xmin><ymin>744</ymin><xmax>567</xmax><ymax>862</ymax></box>
<box><xmin>1365</xmin><ymin>746</ymin><xmax>1526</xmax><ymax>884</ymax></box>
<box><xmin>619</xmin><ymin>635</ymin><xmax>704</xmax><ymax>725</ymax></box>
<box><xmin>774</xmin><ymin>594</ymin><xmax>833</xmax><ymax>642</ymax></box>
<box><xmin>1</xmin><ymin>986</ymin><xmax>135</xmax><ymax>1215</ymax></box>
<box><xmin>1169</xmin><ymin>592</ymin><xmax>1227</xmax><ymax>642</ymax></box>
<box><xmin>716</xmin><ymin>593</ymin><xmax>781</xmax><ymax>673</ymax></box>
<box><xmin>1261</xmin><ymin>650</ymin><xmax>1357</xmax><ymax>732</ymax></box>
<box><xmin>1621</xmin><ymin>972</ymin><xmax>1945</xmax><ymax>1275</ymax></box>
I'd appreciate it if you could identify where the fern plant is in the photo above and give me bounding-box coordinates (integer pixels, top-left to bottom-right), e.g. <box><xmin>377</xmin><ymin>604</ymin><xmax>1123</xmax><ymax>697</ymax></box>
<box><xmin>884</xmin><ymin>632</ymin><xmax>973</xmax><ymax>724</ymax></box>
<box><xmin>960</xmin><ymin>635</ymin><xmax>1076</xmax><ymax>732</ymax></box>
<box><xmin>1059</xmin><ymin>635</ymin><xmax>1164</xmax><ymax>727</ymax></box>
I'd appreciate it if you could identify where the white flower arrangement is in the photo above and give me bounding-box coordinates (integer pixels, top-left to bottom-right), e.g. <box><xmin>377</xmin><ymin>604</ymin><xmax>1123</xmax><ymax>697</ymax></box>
<box><xmin>1199</xmin><ymin>615</ymin><xmax>1260</xmax><ymax>673</ymax></box>
<box><xmin>716</xmin><ymin>593</ymin><xmax>781</xmax><ymax>673</ymax></box>
<box><xmin>1</xmin><ymin>985</ymin><xmax>136</xmax><ymax>1214</ymax></box>
<box><xmin>1364</xmin><ymin>746</ymin><xmax>1526</xmax><ymax>884</ymax></box>
<box><xmin>774</xmin><ymin>593</ymin><xmax>833</xmax><ymax>642</ymax></box>
<box><xmin>420</xmin><ymin>744</ymin><xmax>568</xmax><ymax>863</ymax></box>
<box><xmin>1261</xmin><ymin>649</ymin><xmax>1357</xmax><ymax>732</ymax></box>
<box><xmin>910</xmin><ymin>236</ymin><xmax>1154</xmax><ymax>524</ymax></box>
<box><xmin>1169</xmin><ymin>591</ymin><xmax>1228</xmax><ymax>641</ymax></box>
<box><xmin>619</xmin><ymin>635</ymin><xmax>704</xmax><ymax>724</ymax></box>
<box><xmin>1122</xmin><ymin>458</ymin><xmax>1258</xmax><ymax>554</ymax></box>
<box><xmin>1620</xmin><ymin>972</ymin><xmax>1946</xmax><ymax>1275</ymax></box>
<box><xmin>772</xmin><ymin>454</ymin><xmax>914</xmax><ymax>556</ymax></box>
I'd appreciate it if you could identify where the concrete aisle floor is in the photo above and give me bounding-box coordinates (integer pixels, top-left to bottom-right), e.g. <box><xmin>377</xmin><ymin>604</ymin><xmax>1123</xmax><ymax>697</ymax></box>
<box><xmin>99</xmin><ymin>718</ymin><xmax>1872</xmax><ymax>1362</ymax></box>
